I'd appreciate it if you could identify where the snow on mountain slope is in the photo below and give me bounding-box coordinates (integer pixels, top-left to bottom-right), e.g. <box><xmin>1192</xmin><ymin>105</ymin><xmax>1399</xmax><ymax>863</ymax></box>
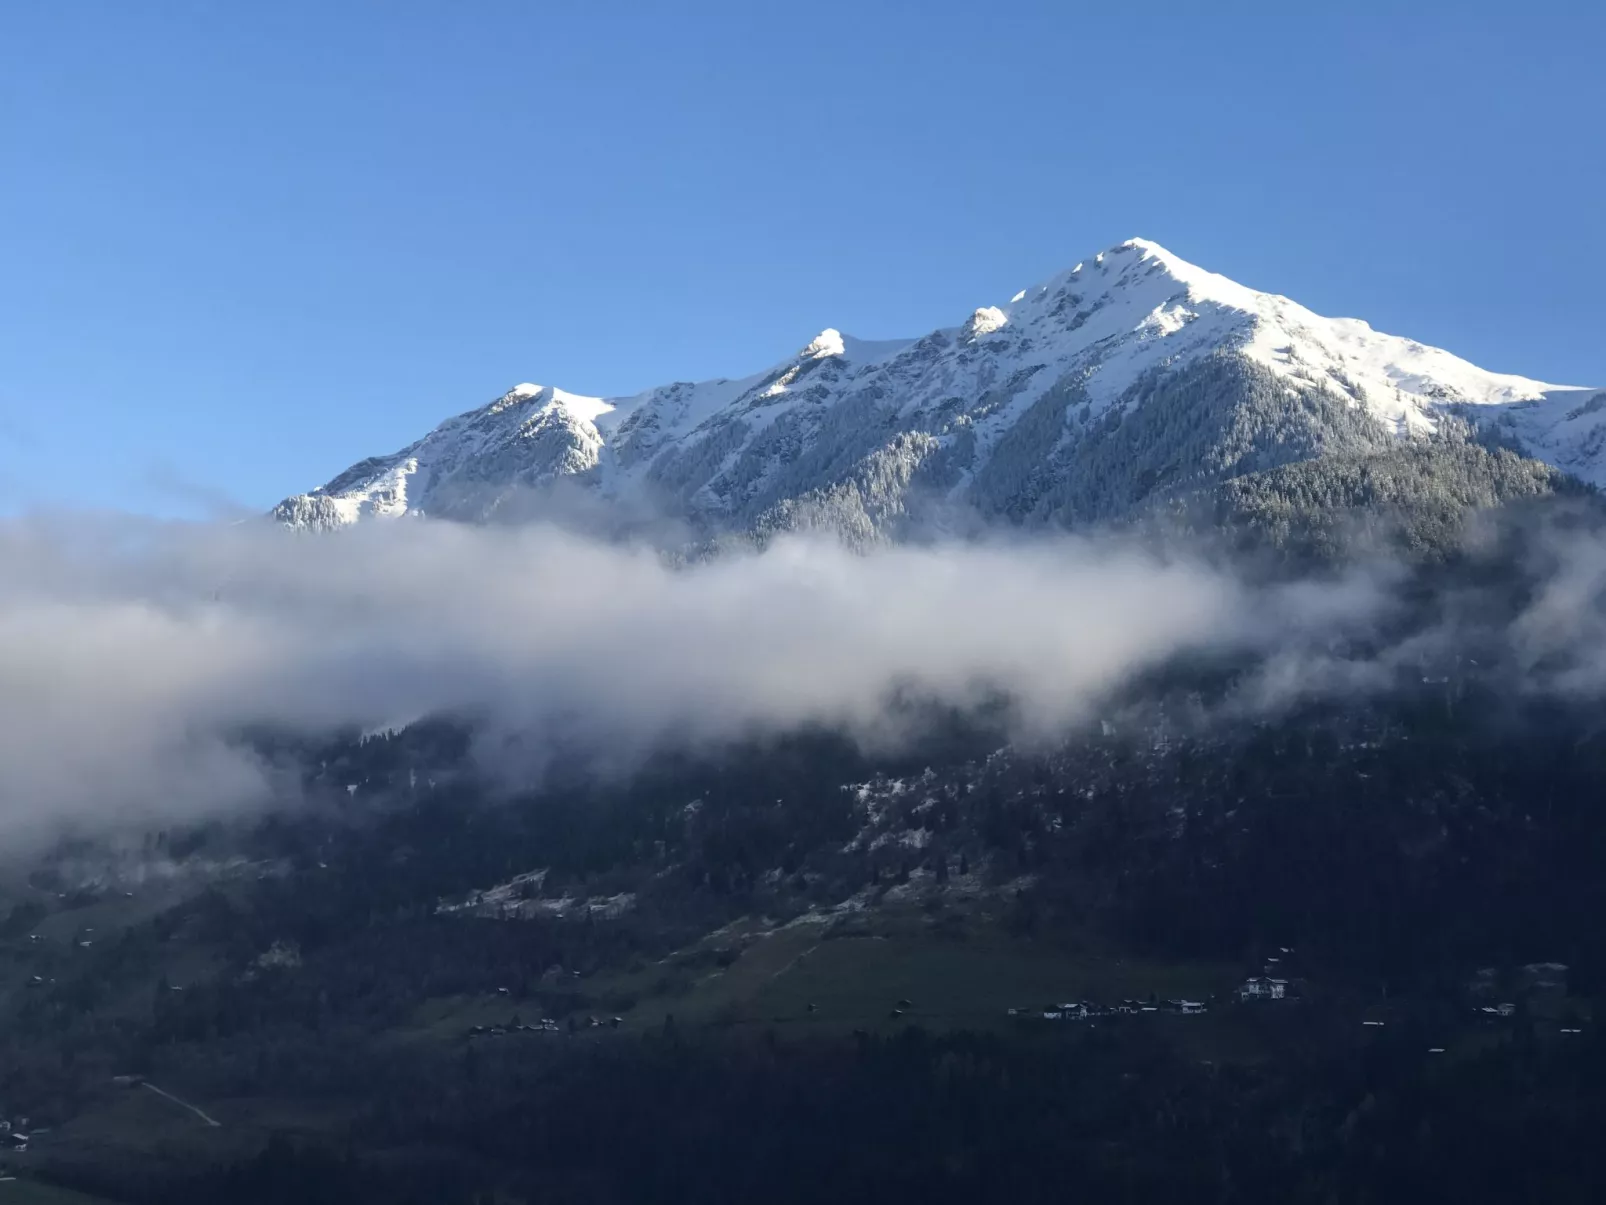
<box><xmin>273</xmin><ymin>239</ymin><xmax>1598</xmax><ymax>535</ymax></box>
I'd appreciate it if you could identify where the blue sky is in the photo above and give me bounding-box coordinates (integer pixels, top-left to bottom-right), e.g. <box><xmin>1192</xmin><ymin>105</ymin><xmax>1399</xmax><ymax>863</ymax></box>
<box><xmin>2</xmin><ymin>0</ymin><xmax>1602</xmax><ymax>516</ymax></box>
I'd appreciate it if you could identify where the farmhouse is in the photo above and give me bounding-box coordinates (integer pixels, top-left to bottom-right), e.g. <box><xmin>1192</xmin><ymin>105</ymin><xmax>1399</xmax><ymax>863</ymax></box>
<box><xmin>1237</xmin><ymin>977</ymin><xmax>1287</xmax><ymax>1002</ymax></box>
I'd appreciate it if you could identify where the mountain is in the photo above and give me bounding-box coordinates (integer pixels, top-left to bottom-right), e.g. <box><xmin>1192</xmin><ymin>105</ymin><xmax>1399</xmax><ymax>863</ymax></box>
<box><xmin>272</xmin><ymin>239</ymin><xmax>1601</xmax><ymax>538</ymax></box>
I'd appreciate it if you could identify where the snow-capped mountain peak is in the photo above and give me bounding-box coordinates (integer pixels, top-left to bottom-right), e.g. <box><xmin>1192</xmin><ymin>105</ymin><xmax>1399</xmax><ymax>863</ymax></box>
<box><xmin>800</xmin><ymin>329</ymin><xmax>847</xmax><ymax>360</ymax></box>
<box><xmin>961</xmin><ymin>307</ymin><xmax>1009</xmax><ymax>340</ymax></box>
<box><xmin>273</xmin><ymin>239</ymin><xmax>1599</xmax><ymax>535</ymax></box>
<box><xmin>492</xmin><ymin>383</ymin><xmax>615</xmax><ymax>424</ymax></box>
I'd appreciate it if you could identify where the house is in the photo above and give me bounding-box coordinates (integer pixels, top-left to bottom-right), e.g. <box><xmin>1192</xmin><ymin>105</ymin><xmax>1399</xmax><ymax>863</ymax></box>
<box><xmin>1179</xmin><ymin>1001</ymin><xmax>1207</xmax><ymax>1015</ymax></box>
<box><xmin>1237</xmin><ymin>977</ymin><xmax>1286</xmax><ymax>1002</ymax></box>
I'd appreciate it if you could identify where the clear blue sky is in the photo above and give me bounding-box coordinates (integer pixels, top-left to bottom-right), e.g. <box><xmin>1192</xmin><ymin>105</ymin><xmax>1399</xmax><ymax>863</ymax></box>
<box><xmin>2</xmin><ymin>0</ymin><xmax>1602</xmax><ymax>516</ymax></box>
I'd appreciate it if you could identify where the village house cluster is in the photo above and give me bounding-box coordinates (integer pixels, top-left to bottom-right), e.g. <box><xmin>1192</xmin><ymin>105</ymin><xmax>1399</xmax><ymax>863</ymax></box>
<box><xmin>467</xmin><ymin>1015</ymin><xmax>624</xmax><ymax>1038</ymax></box>
<box><xmin>1009</xmin><ymin>997</ymin><xmax>1210</xmax><ymax>1021</ymax></box>
<box><xmin>1010</xmin><ymin>958</ymin><xmax>1303</xmax><ymax>1023</ymax></box>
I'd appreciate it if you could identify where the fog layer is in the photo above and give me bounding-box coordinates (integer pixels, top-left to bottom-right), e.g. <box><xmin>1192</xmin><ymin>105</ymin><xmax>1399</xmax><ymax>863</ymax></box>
<box><xmin>0</xmin><ymin>515</ymin><xmax>1402</xmax><ymax>836</ymax></box>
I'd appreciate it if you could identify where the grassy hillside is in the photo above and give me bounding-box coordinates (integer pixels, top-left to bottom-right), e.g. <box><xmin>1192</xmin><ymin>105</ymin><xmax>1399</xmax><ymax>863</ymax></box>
<box><xmin>0</xmin><ymin>1178</ymin><xmax>123</xmax><ymax>1205</ymax></box>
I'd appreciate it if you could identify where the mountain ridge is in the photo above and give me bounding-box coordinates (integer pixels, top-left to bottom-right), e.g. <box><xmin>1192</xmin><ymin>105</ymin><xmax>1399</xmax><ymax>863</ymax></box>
<box><xmin>272</xmin><ymin>239</ymin><xmax>1602</xmax><ymax>537</ymax></box>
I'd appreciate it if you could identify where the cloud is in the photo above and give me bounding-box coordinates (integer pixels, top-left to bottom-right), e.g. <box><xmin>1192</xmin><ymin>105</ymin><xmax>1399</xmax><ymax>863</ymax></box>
<box><xmin>0</xmin><ymin>513</ymin><xmax>1406</xmax><ymax>843</ymax></box>
<box><xmin>1508</xmin><ymin>519</ymin><xmax>1606</xmax><ymax>694</ymax></box>
<box><xmin>15</xmin><ymin>502</ymin><xmax>1606</xmax><ymax>848</ymax></box>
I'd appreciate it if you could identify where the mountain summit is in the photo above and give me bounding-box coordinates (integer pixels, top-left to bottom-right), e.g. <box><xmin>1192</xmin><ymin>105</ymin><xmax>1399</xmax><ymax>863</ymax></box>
<box><xmin>273</xmin><ymin>240</ymin><xmax>1601</xmax><ymax>537</ymax></box>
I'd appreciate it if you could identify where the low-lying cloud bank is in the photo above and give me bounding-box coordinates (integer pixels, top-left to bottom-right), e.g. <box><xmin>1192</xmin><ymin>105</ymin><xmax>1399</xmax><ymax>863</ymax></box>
<box><xmin>1</xmin><ymin>506</ymin><xmax>1600</xmax><ymax>841</ymax></box>
<box><xmin>0</xmin><ymin>514</ymin><xmax>1400</xmax><ymax>839</ymax></box>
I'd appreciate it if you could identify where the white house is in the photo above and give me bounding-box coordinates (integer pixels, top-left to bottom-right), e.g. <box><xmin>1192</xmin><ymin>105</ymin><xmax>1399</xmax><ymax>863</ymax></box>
<box><xmin>1237</xmin><ymin>976</ymin><xmax>1287</xmax><ymax>1002</ymax></box>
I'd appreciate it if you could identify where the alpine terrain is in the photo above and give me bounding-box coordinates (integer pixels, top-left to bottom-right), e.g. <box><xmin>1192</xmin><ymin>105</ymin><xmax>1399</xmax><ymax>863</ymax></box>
<box><xmin>274</xmin><ymin>238</ymin><xmax>1602</xmax><ymax>539</ymax></box>
<box><xmin>10</xmin><ymin>241</ymin><xmax>1606</xmax><ymax>1205</ymax></box>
